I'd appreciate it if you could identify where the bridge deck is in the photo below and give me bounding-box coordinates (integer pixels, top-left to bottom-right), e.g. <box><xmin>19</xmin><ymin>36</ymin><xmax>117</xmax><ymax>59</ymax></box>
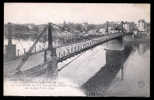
<box><xmin>4</xmin><ymin>32</ymin><xmax>131</xmax><ymax>77</ymax></box>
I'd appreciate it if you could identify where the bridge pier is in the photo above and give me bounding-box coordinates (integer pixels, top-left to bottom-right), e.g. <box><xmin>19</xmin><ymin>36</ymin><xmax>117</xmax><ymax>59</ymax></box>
<box><xmin>46</xmin><ymin>48</ymin><xmax>58</xmax><ymax>79</ymax></box>
<box><xmin>46</xmin><ymin>23</ymin><xmax>58</xmax><ymax>79</ymax></box>
<box><xmin>5</xmin><ymin>23</ymin><xmax>16</xmax><ymax>61</ymax></box>
<box><xmin>82</xmin><ymin>37</ymin><xmax>132</xmax><ymax>96</ymax></box>
<box><xmin>105</xmin><ymin>36</ymin><xmax>125</xmax><ymax>80</ymax></box>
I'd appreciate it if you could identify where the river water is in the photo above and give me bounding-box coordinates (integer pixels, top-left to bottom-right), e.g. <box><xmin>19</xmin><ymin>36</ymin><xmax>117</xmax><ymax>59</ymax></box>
<box><xmin>103</xmin><ymin>41</ymin><xmax>150</xmax><ymax>97</ymax></box>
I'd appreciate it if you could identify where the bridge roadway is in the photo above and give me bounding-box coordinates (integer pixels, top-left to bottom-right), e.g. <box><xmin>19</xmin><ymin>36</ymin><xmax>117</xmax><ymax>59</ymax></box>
<box><xmin>57</xmin><ymin>32</ymin><xmax>126</xmax><ymax>62</ymax></box>
<box><xmin>4</xmin><ymin>32</ymin><xmax>132</xmax><ymax>78</ymax></box>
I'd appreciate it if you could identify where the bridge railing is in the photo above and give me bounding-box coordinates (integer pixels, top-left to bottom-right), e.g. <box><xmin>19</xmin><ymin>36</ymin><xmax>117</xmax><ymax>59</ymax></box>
<box><xmin>12</xmin><ymin>31</ymin><xmax>132</xmax><ymax>77</ymax></box>
<box><xmin>56</xmin><ymin>32</ymin><xmax>128</xmax><ymax>62</ymax></box>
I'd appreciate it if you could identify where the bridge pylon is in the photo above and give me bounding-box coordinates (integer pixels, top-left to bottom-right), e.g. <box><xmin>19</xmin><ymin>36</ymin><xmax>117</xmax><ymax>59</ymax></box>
<box><xmin>46</xmin><ymin>23</ymin><xmax>58</xmax><ymax>80</ymax></box>
<box><xmin>105</xmin><ymin>33</ymin><xmax>125</xmax><ymax>80</ymax></box>
<box><xmin>5</xmin><ymin>22</ymin><xmax>16</xmax><ymax>61</ymax></box>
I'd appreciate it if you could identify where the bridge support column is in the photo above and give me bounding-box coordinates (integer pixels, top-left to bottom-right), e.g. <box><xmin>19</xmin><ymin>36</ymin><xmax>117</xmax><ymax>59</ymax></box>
<box><xmin>5</xmin><ymin>23</ymin><xmax>16</xmax><ymax>61</ymax></box>
<box><xmin>46</xmin><ymin>23</ymin><xmax>58</xmax><ymax>79</ymax></box>
<box><xmin>83</xmin><ymin>41</ymin><xmax>132</xmax><ymax>96</ymax></box>
<box><xmin>105</xmin><ymin>36</ymin><xmax>125</xmax><ymax>80</ymax></box>
<box><xmin>46</xmin><ymin>48</ymin><xmax>58</xmax><ymax>79</ymax></box>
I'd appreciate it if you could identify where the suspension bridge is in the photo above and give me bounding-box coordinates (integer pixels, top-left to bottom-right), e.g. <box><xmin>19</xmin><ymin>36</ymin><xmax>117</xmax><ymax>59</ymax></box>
<box><xmin>4</xmin><ymin>22</ymin><xmax>133</xmax><ymax>77</ymax></box>
<box><xmin>4</xmin><ymin>22</ymin><xmax>133</xmax><ymax>96</ymax></box>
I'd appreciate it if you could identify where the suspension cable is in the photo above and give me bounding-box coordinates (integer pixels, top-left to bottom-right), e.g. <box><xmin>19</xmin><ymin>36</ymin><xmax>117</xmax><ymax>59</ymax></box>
<box><xmin>15</xmin><ymin>26</ymin><xmax>48</xmax><ymax>72</ymax></box>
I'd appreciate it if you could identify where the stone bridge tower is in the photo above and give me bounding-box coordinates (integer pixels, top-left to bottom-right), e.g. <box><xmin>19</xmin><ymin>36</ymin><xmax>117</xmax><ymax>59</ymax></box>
<box><xmin>5</xmin><ymin>23</ymin><xmax>16</xmax><ymax>61</ymax></box>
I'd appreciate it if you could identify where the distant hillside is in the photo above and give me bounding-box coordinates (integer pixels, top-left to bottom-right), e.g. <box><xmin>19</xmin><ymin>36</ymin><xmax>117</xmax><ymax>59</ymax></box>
<box><xmin>4</xmin><ymin>22</ymin><xmax>108</xmax><ymax>41</ymax></box>
<box><xmin>4</xmin><ymin>23</ymin><xmax>46</xmax><ymax>40</ymax></box>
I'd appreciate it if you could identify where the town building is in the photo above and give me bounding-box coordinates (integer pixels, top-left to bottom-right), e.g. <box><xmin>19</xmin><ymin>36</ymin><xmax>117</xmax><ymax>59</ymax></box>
<box><xmin>123</xmin><ymin>22</ymin><xmax>137</xmax><ymax>33</ymax></box>
<box><xmin>137</xmin><ymin>19</ymin><xmax>146</xmax><ymax>32</ymax></box>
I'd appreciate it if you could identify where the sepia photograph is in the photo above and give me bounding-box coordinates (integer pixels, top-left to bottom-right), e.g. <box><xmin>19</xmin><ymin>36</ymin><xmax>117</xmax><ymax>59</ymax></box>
<box><xmin>3</xmin><ymin>3</ymin><xmax>150</xmax><ymax>97</ymax></box>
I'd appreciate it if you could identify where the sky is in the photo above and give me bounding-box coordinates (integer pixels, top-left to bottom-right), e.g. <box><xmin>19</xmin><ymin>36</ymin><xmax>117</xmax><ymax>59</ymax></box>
<box><xmin>4</xmin><ymin>3</ymin><xmax>150</xmax><ymax>24</ymax></box>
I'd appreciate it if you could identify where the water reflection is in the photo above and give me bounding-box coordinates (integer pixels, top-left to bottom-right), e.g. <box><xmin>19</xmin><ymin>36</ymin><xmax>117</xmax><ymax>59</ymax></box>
<box><xmin>136</xmin><ymin>42</ymin><xmax>150</xmax><ymax>55</ymax></box>
<box><xmin>126</xmin><ymin>40</ymin><xmax>150</xmax><ymax>56</ymax></box>
<box><xmin>82</xmin><ymin>40</ymin><xmax>150</xmax><ymax>97</ymax></box>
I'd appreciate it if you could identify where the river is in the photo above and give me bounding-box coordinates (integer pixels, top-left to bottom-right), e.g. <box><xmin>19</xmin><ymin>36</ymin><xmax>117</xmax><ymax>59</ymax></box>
<box><xmin>104</xmin><ymin>41</ymin><xmax>150</xmax><ymax>97</ymax></box>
